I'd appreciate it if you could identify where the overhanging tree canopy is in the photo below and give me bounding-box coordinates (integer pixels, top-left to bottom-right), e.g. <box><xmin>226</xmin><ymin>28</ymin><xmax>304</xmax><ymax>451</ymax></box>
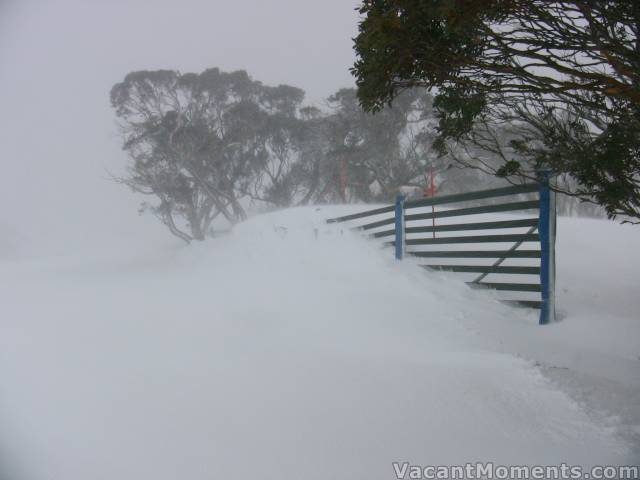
<box><xmin>352</xmin><ymin>0</ymin><xmax>640</xmax><ymax>221</ymax></box>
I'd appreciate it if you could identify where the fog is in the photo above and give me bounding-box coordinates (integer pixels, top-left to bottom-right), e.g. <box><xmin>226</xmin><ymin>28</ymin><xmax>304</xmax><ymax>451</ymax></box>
<box><xmin>0</xmin><ymin>0</ymin><xmax>358</xmax><ymax>255</ymax></box>
<box><xmin>1</xmin><ymin>3</ymin><xmax>639</xmax><ymax>479</ymax></box>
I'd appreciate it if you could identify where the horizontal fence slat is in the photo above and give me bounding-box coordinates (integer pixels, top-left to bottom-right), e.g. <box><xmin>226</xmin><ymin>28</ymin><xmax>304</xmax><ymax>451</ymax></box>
<box><xmin>405</xmin><ymin>201</ymin><xmax>539</xmax><ymax>222</ymax></box>
<box><xmin>371</xmin><ymin>228</ymin><xmax>397</xmax><ymax>238</ymax></box>
<box><xmin>372</xmin><ymin>218</ymin><xmax>539</xmax><ymax>239</ymax></box>
<box><xmin>357</xmin><ymin>216</ymin><xmax>396</xmax><ymax>231</ymax></box>
<box><xmin>423</xmin><ymin>265</ymin><xmax>540</xmax><ymax>275</ymax></box>
<box><xmin>410</xmin><ymin>250</ymin><xmax>541</xmax><ymax>258</ymax></box>
<box><xmin>467</xmin><ymin>282</ymin><xmax>541</xmax><ymax>292</ymax></box>
<box><xmin>400</xmin><ymin>233</ymin><xmax>539</xmax><ymax>246</ymax></box>
<box><xmin>404</xmin><ymin>184</ymin><xmax>538</xmax><ymax>209</ymax></box>
<box><xmin>326</xmin><ymin>205</ymin><xmax>395</xmax><ymax>224</ymax></box>
<box><xmin>501</xmin><ymin>300</ymin><xmax>543</xmax><ymax>309</ymax></box>
<box><xmin>406</xmin><ymin>218</ymin><xmax>539</xmax><ymax>234</ymax></box>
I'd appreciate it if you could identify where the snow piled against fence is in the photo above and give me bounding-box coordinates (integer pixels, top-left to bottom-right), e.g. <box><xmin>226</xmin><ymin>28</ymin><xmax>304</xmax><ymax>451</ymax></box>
<box><xmin>0</xmin><ymin>206</ymin><xmax>638</xmax><ymax>479</ymax></box>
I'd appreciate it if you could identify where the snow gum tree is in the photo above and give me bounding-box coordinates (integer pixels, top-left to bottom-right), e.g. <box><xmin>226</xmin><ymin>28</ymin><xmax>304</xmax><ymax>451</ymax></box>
<box><xmin>110</xmin><ymin>68</ymin><xmax>306</xmax><ymax>242</ymax></box>
<box><xmin>353</xmin><ymin>0</ymin><xmax>640</xmax><ymax>221</ymax></box>
<box><xmin>322</xmin><ymin>87</ymin><xmax>440</xmax><ymax>202</ymax></box>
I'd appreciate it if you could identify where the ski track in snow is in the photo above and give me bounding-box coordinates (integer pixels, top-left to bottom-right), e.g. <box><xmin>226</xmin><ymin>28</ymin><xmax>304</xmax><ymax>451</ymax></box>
<box><xmin>0</xmin><ymin>206</ymin><xmax>638</xmax><ymax>479</ymax></box>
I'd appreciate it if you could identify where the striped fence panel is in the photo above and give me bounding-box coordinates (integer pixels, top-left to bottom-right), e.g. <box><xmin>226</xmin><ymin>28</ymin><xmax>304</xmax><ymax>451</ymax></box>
<box><xmin>326</xmin><ymin>178</ymin><xmax>557</xmax><ymax>325</ymax></box>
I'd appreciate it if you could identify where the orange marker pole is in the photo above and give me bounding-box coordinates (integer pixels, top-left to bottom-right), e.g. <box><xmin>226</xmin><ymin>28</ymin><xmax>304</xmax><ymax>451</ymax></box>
<box><xmin>430</xmin><ymin>165</ymin><xmax>436</xmax><ymax>238</ymax></box>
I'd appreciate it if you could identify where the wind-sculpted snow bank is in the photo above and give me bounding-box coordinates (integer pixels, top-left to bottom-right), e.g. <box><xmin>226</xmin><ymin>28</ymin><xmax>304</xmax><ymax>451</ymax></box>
<box><xmin>0</xmin><ymin>206</ymin><xmax>636</xmax><ymax>480</ymax></box>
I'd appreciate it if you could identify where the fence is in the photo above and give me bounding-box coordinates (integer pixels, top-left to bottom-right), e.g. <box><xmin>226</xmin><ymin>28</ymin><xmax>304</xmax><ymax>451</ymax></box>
<box><xmin>327</xmin><ymin>177</ymin><xmax>557</xmax><ymax>325</ymax></box>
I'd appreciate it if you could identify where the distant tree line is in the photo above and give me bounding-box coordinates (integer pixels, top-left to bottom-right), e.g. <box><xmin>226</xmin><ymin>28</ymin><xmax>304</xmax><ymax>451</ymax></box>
<box><xmin>111</xmin><ymin>67</ymin><xmax>601</xmax><ymax>242</ymax></box>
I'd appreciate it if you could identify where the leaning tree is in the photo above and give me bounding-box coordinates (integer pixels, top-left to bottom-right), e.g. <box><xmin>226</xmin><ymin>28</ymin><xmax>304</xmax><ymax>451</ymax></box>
<box><xmin>352</xmin><ymin>0</ymin><xmax>640</xmax><ymax>221</ymax></box>
<box><xmin>110</xmin><ymin>68</ymin><xmax>306</xmax><ymax>242</ymax></box>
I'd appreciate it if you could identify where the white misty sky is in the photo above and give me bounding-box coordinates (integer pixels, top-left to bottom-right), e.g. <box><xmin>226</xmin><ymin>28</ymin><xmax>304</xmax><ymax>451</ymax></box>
<box><xmin>0</xmin><ymin>0</ymin><xmax>360</xmax><ymax>253</ymax></box>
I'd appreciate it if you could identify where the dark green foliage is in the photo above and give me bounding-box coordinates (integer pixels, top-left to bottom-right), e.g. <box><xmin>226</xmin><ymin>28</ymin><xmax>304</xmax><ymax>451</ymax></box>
<box><xmin>353</xmin><ymin>0</ymin><xmax>640</xmax><ymax>221</ymax></box>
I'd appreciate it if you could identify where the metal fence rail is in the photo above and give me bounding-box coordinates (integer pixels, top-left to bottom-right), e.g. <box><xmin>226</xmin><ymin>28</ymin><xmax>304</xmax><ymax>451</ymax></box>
<box><xmin>326</xmin><ymin>177</ymin><xmax>557</xmax><ymax>325</ymax></box>
<box><xmin>372</xmin><ymin>218</ymin><xmax>539</xmax><ymax>238</ymax></box>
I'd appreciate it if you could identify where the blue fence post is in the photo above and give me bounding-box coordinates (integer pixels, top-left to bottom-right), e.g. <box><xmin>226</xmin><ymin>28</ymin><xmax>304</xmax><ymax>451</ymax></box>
<box><xmin>395</xmin><ymin>193</ymin><xmax>406</xmax><ymax>260</ymax></box>
<box><xmin>538</xmin><ymin>172</ymin><xmax>557</xmax><ymax>324</ymax></box>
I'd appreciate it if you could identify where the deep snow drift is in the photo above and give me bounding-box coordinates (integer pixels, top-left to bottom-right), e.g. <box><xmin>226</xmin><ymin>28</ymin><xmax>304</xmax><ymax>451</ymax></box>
<box><xmin>0</xmin><ymin>206</ymin><xmax>638</xmax><ymax>479</ymax></box>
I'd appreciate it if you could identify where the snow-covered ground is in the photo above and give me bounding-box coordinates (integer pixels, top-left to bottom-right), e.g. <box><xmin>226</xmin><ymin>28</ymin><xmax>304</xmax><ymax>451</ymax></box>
<box><xmin>0</xmin><ymin>206</ymin><xmax>638</xmax><ymax>479</ymax></box>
